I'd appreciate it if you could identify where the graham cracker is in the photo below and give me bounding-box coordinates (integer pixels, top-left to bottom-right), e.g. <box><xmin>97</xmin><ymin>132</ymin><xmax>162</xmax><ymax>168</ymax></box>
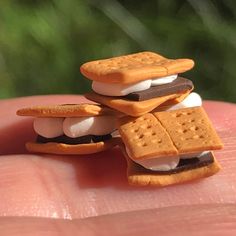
<box><xmin>85</xmin><ymin>91</ymin><xmax>188</xmax><ymax>117</ymax></box>
<box><xmin>154</xmin><ymin>107</ymin><xmax>223</xmax><ymax>153</ymax></box>
<box><xmin>118</xmin><ymin>113</ymin><xmax>178</xmax><ymax>160</ymax></box>
<box><xmin>80</xmin><ymin>51</ymin><xmax>194</xmax><ymax>84</ymax></box>
<box><xmin>17</xmin><ymin>103</ymin><xmax>120</xmax><ymax>117</ymax></box>
<box><xmin>157</xmin><ymin>91</ymin><xmax>190</xmax><ymax>107</ymax></box>
<box><xmin>117</xmin><ymin>107</ymin><xmax>223</xmax><ymax>163</ymax></box>
<box><xmin>26</xmin><ymin>137</ymin><xmax>121</xmax><ymax>155</ymax></box>
<box><xmin>126</xmin><ymin>152</ymin><xmax>221</xmax><ymax>187</ymax></box>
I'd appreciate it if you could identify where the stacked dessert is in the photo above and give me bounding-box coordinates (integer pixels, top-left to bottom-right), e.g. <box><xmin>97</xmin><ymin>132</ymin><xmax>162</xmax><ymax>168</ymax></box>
<box><xmin>17</xmin><ymin>104</ymin><xmax>120</xmax><ymax>155</ymax></box>
<box><xmin>17</xmin><ymin>51</ymin><xmax>223</xmax><ymax>187</ymax></box>
<box><xmin>82</xmin><ymin>51</ymin><xmax>195</xmax><ymax>116</ymax></box>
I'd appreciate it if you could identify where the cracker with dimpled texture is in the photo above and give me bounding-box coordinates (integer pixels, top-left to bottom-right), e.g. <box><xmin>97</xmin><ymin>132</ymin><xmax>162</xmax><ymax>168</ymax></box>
<box><xmin>126</xmin><ymin>151</ymin><xmax>221</xmax><ymax>187</ymax></box>
<box><xmin>17</xmin><ymin>103</ymin><xmax>120</xmax><ymax>117</ymax></box>
<box><xmin>80</xmin><ymin>51</ymin><xmax>194</xmax><ymax>84</ymax></box>
<box><xmin>85</xmin><ymin>91</ymin><xmax>188</xmax><ymax>117</ymax></box>
<box><xmin>118</xmin><ymin>113</ymin><xmax>178</xmax><ymax>160</ymax></box>
<box><xmin>153</xmin><ymin>107</ymin><xmax>223</xmax><ymax>153</ymax></box>
<box><xmin>26</xmin><ymin>137</ymin><xmax>121</xmax><ymax>155</ymax></box>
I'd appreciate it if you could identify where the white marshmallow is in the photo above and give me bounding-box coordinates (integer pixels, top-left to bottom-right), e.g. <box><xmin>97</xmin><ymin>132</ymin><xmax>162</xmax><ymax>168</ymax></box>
<box><xmin>63</xmin><ymin>116</ymin><xmax>116</xmax><ymax>138</ymax></box>
<box><xmin>197</xmin><ymin>151</ymin><xmax>210</xmax><ymax>157</ymax></box>
<box><xmin>166</xmin><ymin>92</ymin><xmax>202</xmax><ymax>111</ymax></box>
<box><xmin>126</xmin><ymin>148</ymin><xmax>180</xmax><ymax>171</ymax></box>
<box><xmin>135</xmin><ymin>156</ymin><xmax>180</xmax><ymax>171</ymax></box>
<box><xmin>92</xmin><ymin>80</ymin><xmax>152</xmax><ymax>96</ymax></box>
<box><xmin>92</xmin><ymin>74</ymin><xmax>178</xmax><ymax>97</ymax></box>
<box><xmin>33</xmin><ymin>117</ymin><xmax>64</xmax><ymax>138</ymax></box>
<box><xmin>180</xmin><ymin>151</ymin><xmax>210</xmax><ymax>159</ymax></box>
<box><xmin>111</xmin><ymin>130</ymin><xmax>120</xmax><ymax>138</ymax></box>
<box><xmin>151</xmin><ymin>74</ymin><xmax>178</xmax><ymax>86</ymax></box>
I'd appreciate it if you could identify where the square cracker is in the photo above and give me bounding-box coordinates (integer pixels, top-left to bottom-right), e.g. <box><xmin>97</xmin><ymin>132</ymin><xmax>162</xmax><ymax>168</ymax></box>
<box><xmin>118</xmin><ymin>114</ymin><xmax>178</xmax><ymax>160</ymax></box>
<box><xmin>118</xmin><ymin>107</ymin><xmax>223</xmax><ymax>162</ymax></box>
<box><xmin>154</xmin><ymin>107</ymin><xmax>223</xmax><ymax>153</ymax></box>
<box><xmin>85</xmin><ymin>91</ymin><xmax>188</xmax><ymax>117</ymax></box>
<box><xmin>17</xmin><ymin>103</ymin><xmax>120</xmax><ymax>117</ymax></box>
<box><xmin>126</xmin><ymin>152</ymin><xmax>221</xmax><ymax>187</ymax></box>
<box><xmin>80</xmin><ymin>51</ymin><xmax>194</xmax><ymax>84</ymax></box>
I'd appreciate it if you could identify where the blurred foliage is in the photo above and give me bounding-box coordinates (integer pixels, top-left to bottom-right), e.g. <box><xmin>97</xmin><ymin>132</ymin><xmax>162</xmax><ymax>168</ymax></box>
<box><xmin>0</xmin><ymin>0</ymin><xmax>235</xmax><ymax>102</ymax></box>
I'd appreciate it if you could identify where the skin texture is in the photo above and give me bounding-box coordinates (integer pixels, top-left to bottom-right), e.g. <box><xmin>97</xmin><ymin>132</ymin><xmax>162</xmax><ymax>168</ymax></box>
<box><xmin>0</xmin><ymin>95</ymin><xmax>236</xmax><ymax>235</ymax></box>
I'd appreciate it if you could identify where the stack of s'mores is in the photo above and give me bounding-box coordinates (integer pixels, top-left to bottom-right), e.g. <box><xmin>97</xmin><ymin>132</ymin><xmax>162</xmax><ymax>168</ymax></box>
<box><xmin>17</xmin><ymin>51</ymin><xmax>223</xmax><ymax>187</ymax></box>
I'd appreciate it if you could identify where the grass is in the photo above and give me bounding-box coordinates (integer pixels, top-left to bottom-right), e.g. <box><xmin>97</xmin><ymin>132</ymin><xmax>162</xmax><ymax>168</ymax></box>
<box><xmin>0</xmin><ymin>0</ymin><xmax>235</xmax><ymax>102</ymax></box>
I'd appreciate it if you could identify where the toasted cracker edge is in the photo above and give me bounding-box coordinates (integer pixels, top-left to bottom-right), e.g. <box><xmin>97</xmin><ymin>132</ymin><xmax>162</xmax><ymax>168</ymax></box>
<box><xmin>26</xmin><ymin>137</ymin><xmax>121</xmax><ymax>155</ymax></box>
<box><xmin>80</xmin><ymin>51</ymin><xmax>194</xmax><ymax>84</ymax></box>
<box><xmin>127</xmin><ymin>153</ymin><xmax>221</xmax><ymax>187</ymax></box>
<box><xmin>17</xmin><ymin>103</ymin><xmax>121</xmax><ymax>117</ymax></box>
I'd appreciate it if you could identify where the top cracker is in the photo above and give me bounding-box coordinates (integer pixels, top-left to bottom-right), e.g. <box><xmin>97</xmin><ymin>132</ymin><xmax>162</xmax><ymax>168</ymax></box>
<box><xmin>17</xmin><ymin>103</ymin><xmax>119</xmax><ymax>117</ymax></box>
<box><xmin>80</xmin><ymin>51</ymin><xmax>194</xmax><ymax>84</ymax></box>
<box><xmin>118</xmin><ymin>107</ymin><xmax>223</xmax><ymax>160</ymax></box>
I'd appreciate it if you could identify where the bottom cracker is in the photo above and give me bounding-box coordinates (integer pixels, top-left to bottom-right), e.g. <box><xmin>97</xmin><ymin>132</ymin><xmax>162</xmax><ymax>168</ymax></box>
<box><xmin>26</xmin><ymin>137</ymin><xmax>121</xmax><ymax>155</ymax></box>
<box><xmin>85</xmin><ymin>91</ymin><xmax>189</xmax><ymax>117</ymax></box>
<box><xmin>158</xmin><ymin>91</ymin><xmax>190</xmax><ymax>107</ymax></box>
<box><xmin>125</xmin><ymin>153</ymin><xmax>221</xmax><ymax>187</ymax></box>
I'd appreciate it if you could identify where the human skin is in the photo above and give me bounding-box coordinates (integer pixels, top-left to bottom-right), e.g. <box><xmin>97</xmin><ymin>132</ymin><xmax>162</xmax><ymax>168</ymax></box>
<box><xmin>0</xmin><ymin>95</ymin><xmax>236</xmax><ymax>235</ymax></box>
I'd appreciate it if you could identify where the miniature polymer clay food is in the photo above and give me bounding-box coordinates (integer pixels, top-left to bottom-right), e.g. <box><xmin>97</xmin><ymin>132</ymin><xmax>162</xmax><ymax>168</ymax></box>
<box><xmin>118</xmin><ymin>107</ymin><xmax>223</xmax><ymax>186</ymax></box>
<box><xmin>17</xmin><ymin>104</ymin><xmax>120</xmax><ymax>154</ymax></box>
<box><xmin>81</xmin><ymin>51</ymin><xmax>195</xmax><ymax>116</ymax></box>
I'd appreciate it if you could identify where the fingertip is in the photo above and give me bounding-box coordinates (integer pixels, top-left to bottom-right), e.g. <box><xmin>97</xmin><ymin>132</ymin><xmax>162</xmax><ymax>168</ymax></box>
<box><xmin>1</xmin><ymin>204</ymin><xmax>236</xmax><ymax>236</ymax></box>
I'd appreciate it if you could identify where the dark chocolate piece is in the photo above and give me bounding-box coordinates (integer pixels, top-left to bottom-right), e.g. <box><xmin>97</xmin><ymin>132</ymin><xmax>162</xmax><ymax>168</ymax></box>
<box><xmin>92</xmin><ymin>134</ymin><xmax>112</xmax><ymax>142</ymax></box>
<box><xmin>36</xmin><ymin>135</ymin><xmax>93</xmax><ymax>145</ymax></box>
<box><xmin>36</xmin><ymin>134</ymin><xmax>112</xmax><ymax>145</ymax></box>
<box><xmin>134</xmin><ymin>152</ymin><xmax>214</xmax><ymax>175</ymax></box>
<box><xmin>124</xmin><ymin>77</ymin><xmax>193</xmax><ymax>101</ymax></box>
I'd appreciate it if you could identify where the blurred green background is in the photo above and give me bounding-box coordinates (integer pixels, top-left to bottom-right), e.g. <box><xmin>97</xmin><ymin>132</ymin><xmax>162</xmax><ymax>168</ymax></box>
<box><xmin>0</xmin><ymin>0</ymin><xmax>235</xmax><ymax>102</ymax></box>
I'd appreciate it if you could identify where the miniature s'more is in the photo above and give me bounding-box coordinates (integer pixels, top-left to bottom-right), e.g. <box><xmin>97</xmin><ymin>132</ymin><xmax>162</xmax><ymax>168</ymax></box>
<box><xmin>16</xmin><ymin>50</ymin><xmax>223</xmax><ymax>188</ymax></box>
<box><xmin>118</xmin><ymin>107</ymin><xmax>223</xmax><ymax>186</ymax></box>
<box><xmin>17</xmin><ymin>104</ymin><xmax>120</xmax><ymax>155</ymax></box>
<box><xmin>81</xmin><ymin>51</ymin><xmax>195</xmax><ymax>116</ymax></box>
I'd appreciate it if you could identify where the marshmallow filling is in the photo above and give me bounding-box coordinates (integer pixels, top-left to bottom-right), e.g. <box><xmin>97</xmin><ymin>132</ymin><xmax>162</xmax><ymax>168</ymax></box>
<box><xmin>92</xmin><ymin>74</ymin><xmax>178</xmax><ymax>97</ymax></box>
<box><xmin>36</xmin><ymin>134</ymin><xmax>112</xmax><ymax>145</ymax></box>
<box><xmin>164</xmin><ymin>92</ymin><xmax>202</xmax><ymax>111</ymax></box>
<box><xmin>33</xmin><ymin>116</ymin><xmax>116</xmax><ymax>145</ymax></box>
<box><xmin>92</xmin><ymin>74</ymin><xmax>195</xmax><ymax>101</ymax></box>
<box><xmin>92</xmin><ymin>77</ymin><xmax>193</xmax><ymax>101</ymax></box>
<box><xmin>124</xmin><ymin>77</ymin><xmax>193</xmax><ymax>101</ymax></box>
<box><xmin>156</xmin><ymin>152</ymin><xmax>213</xmax><ymax>174</ymax></box>
<box><xmin>130</xmin><ymin>152</ymin><xmax>214</xmax><ymax>175</ymax></box>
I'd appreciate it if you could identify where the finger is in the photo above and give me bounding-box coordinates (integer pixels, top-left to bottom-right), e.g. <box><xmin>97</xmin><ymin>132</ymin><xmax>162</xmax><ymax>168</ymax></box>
<box><xmin>0</xmin><ymin>204</ymin><xmax>236</xmax><ymax>236</ymax></box>
<box><xmin>0</xmin><ymin>141</ymin><xmax>235</xmax><ymax>219</ymax></box>
<box><xmin>0</xmin><ymin>100</ymin><xmax>235</xmax><ymax>219</ymax></box>
<box><xmin>0</xmin><ymin>95</ymin><xmax>89</xmax><ymax>154</ymax></box>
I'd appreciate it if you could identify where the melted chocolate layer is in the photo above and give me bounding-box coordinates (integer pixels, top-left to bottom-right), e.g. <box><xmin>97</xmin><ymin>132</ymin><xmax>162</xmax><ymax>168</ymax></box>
<box><xmin>92</xmin><ymin>134</ymin><xmax>112</xmax><ymax>142</ymax></box>
<box><xmin>135</xmin><ymin>152</ymin><xmax>214</xmax><ymax>175</ymax></box>
<box><xmin>36</xmin><ymin>134</ymin><xmax>112</xmax><ymax>145</ymax></box>
<box><xmin>124</xmin><ymin>77</ymin><xmax>193</xmax><ymax>101</ymax></box>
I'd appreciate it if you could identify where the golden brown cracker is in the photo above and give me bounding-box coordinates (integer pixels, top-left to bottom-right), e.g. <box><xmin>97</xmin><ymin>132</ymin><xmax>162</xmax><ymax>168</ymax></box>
<box><xmin>126</xmin><ymin>154</ymin><xmax>221</xmax><ymax>187</ymax></box>
<box><xmin>152</xmin><ymin>91</ymin><xmax>191</xmax><ymax>112</ymax></box>
<box><xmin>17</xmin><ymin>103</ymin><xmax>119</xmax><ymax>117</ymax></box>
<box><xmin>158</xmin><ymin>91</ymin><xmax>190</xmax><ymax>107</ymax></box>
<box><xmin>118</xmin><ymin>114</ymin><xmax>178</xmax><ymax>160</ymax></box>
<box><xmin>26</xmin><ymin>137</ymin><xmax>121</xmax><ymax>155</ymax></box>
<box><xmin>154</xmin><ymin>107</ymin><xmax>223</xmax><ymax>153</ymax></box>
<box><xmin>80</xmin><ymin>51</ymin><xmax>194</xmax><ymax>84</ymax></box>
<box><xmin>85</xmin><ymin>91</ymin><xmax>187</xmax><ymax>117</ymax></box>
